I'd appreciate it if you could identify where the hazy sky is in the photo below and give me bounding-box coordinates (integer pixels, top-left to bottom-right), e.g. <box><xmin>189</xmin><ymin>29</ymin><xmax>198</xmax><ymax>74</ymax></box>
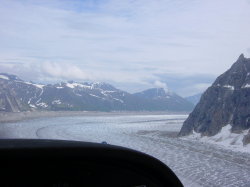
<box><xmin>0</xmin><ymin>0</ymin><xmax>250</xmax><ymax>96</ymax></box>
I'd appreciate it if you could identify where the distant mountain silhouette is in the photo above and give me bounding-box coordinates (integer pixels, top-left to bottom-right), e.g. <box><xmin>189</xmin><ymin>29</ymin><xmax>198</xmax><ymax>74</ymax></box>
<box><xmin>0</xmin><ymin>73</ymin><xmax>193</xmax><ymax>112</ymax></box>
<box><xmin>185</xmin><ymin>93</ymin><xmax>202</xmax><ymax>105</ymax></box>
<box><xmin>134</xmin><ymin>88</ymin><xmax>193</xmax><ymax>111</ymax></box>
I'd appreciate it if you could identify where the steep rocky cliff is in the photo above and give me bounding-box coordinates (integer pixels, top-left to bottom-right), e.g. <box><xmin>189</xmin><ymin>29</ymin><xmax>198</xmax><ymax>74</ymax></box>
<box><xmin>179</xmin><ymin>54</ymin><xmax>250</xmax><ymax>144</ymax></box>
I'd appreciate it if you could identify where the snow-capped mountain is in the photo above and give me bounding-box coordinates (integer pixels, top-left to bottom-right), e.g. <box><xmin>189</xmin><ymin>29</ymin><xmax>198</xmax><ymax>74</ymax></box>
<box><xmin>134</xmin><ymin>88</ymin><xmax>194</xmax><ymax>111</ymax></box>
<box><xmin>179</xmin><ymin>54</ymin><xmax>250</xmax><ymax>146</ymax></box>
<box><xmin>134</xmin><ymin>88</ymin><xmax>172</xmax><ymax>99</ymax></box>
<box><xmin>0</xmin><ymin>73</ymin><xmax>193</xmax><ymax>112</ymax></box>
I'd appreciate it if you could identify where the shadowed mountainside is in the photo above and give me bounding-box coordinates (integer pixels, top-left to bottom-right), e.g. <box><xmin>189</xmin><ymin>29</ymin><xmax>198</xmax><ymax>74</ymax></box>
<box><xmin>179</xmin><ymin>54</ymin><xmax>250</xmax><ymax>144</ymax></box>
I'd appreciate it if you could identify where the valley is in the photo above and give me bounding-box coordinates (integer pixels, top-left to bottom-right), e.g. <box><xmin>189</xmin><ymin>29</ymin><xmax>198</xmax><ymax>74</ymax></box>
<box><xmin>0</xmin><ymin>114</ymin><xmax>249</xmax><ymax>187</ymax></box>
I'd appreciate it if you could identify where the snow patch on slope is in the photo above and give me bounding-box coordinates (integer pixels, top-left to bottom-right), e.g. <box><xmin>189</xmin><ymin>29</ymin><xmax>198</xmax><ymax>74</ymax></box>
<box><xmin>89</xmin><ymin>94</ymin><xmax>103</xmax><ymax>99</ymax></box>
<box><xmin>183</xmin><ymin>124</ymin><xmax>250</xmax><ymax>153</ymax></box>
<box><xmin>52</xmin><ymin>100</ymin><xmax>62</xmax><ymax>105</ymax></box>
<box><xmin>0</xmin><ymin>75</ymin><xmax>9</xmax><ymax>80</ymax></box>
<box><xmin>242</xmin><ymin>84</ymin><xmax>250</xmax><ymax>88</ymax></box>
<box><xmin>113</xmin><ymin>98</ymin><xmax>124</xmax><ymax>103</ymax></box>
<box><xmin>19</xmin><ymin>81</ymin><xmax>45</xmax><ymax>89</ymax></box>
<box><xmin>66</xmin><ymin>83</ymin><xmax>77</xmax><ymax>88</ymax></box>
<box><xmin>33</xmin><ymin>84</ymin><xmax>44</xmax><ymax>89</ymax></box>
<box><xmin>37</xmin><ymin>102</ymin><xmax>48</xmax><ymax>108</ymax></box>
<box><xmin>29</xmin><ymin>104</ymin><xmax>37</xmax><ymax>108</ymax></box>
<box><xmin>223</xmin><ymin>85</ymin><xmax>234</xmax><ymax>90</ymax></box>
<box><xmin>66</xmin><ymin>82</ymin><xmax>92</xmax><ymax>89</ymax></box>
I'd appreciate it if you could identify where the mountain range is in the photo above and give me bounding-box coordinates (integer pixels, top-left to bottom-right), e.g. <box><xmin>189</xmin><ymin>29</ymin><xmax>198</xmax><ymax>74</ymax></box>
<box><xmin>179</xmin><ymin>54</ymin><xmax>250</xmax><ymax>145</ymax></box>
<box><xmin>0</xmin><ymin>73</ymin><xmax>193</xmax><ymax>112</ymax></box>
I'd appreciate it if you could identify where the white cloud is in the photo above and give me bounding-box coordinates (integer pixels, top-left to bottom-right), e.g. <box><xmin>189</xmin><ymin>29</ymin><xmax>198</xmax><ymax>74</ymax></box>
<box><xmin>0</xmin><ymin>0</ymin><xmax>249</xmax><ymax>95</ymax></box>
<box><xmin>41</xmin><ymin>62</ymin><xmax>92</xmax><ymax>80</ymax></box>
<box><xmin>153</xmin><ymin>80</ymin><xmax>169</xmax><ymax>91</ymax></box>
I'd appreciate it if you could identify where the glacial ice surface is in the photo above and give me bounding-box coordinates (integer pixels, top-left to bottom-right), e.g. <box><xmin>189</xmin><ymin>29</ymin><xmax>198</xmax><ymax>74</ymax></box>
<box><xmin>0</xmin><ymin>114</ymin><xmax>250</xmax><ymax>187</ymax></box>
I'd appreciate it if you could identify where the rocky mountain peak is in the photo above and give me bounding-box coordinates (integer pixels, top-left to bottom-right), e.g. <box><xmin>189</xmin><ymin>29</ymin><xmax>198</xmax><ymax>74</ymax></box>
<box><xmin>179</xmin><ymin>54</ymin><xmax>250</xmax><ymax>145</ymax></box>
<box><xmin>213</xmin><ymin>54</ymin><xmax>250</xmax><ymax>91</ymax></box>
<box><xmin>231</xmin><ymin>53</ymin><xmax>249</xmax><ymax>69</ymax></box>
<box><xmin>134</xmin><ymin>87</ymin><xmax>171</xmax><ymax>99</ymax></box>
<box><xmin>133</xmin><ymin>87</ymin><xmax>193</xmax><ymax>111</ymax></box>
<box><xmin>91</xmin><ymin>82</ymin><xmax>116</xmax><ymax>91</ymax></box>
<box><xmin>238</xmin><ymin>53</ymin><xmax>245</xmax><ymax>60</ymax></box>
<box><xmin>148</xmin><ymin>88</ymin><xmax>167</xmax><ymax>97</ymax></box>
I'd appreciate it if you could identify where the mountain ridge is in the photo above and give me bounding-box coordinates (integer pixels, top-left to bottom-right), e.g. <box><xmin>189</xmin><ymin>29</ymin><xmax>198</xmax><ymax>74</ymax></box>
<box><xmin>179</xmin><ymin>54</ymin><xmax>250</xmax><ymax>145</ymax></box>
<box><xmin>0</xmin><ymin>73</ymin><xmax>193</xmax><ymax>112</ymax></box>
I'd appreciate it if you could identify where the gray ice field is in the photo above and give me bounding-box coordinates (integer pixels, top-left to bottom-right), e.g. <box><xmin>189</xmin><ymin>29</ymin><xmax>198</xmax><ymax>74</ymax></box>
<box><xmin>0</xmin><ymin>114</ymin><xmax>250</xmax><ymax>187</ymax></box>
